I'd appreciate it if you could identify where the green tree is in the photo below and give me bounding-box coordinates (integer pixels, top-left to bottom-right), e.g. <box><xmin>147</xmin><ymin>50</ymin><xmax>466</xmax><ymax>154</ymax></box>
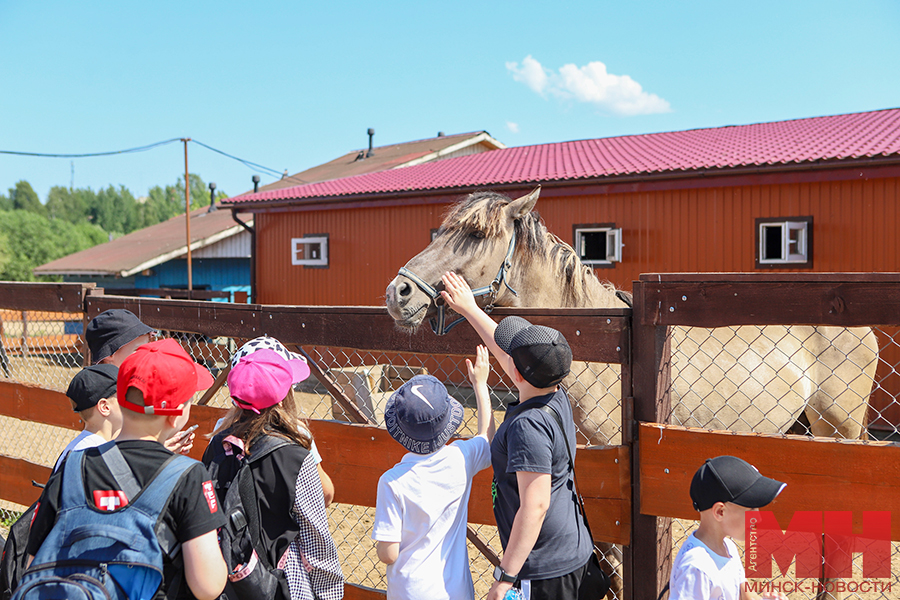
<box><xmin>87</xmin><ymin>185</ymin><xmax>138</xmax><ymax>234</ymax></box>
<box><xmin>0</xmin><ymin>191</ymin><xmax>10</xmax><ymax>212</ymax></box>
<box><xmin>8</xmin><ymin>180</ymin><xmax>45</xmax><ymax>215</ymax></box>
<box><xmin>46</xmin><ymin>185</ymin><xmax>95</xmax><ymax>224</ymax></box>
<box><xmin>0</xmin><ymin>210</ymin><xmax>106</xmax><ymax>281</ymax></box>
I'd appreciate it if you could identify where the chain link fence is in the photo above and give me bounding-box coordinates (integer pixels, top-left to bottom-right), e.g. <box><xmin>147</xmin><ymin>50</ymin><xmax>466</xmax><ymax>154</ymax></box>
<box><xmin>0</xmin><ymin>309</ymin><xmax>86</xmax><ymax>529</ymax></box>
<box><xmin>665</xmin><ymin>324</ymin><xmax>900</xmax><ymax>600</ymax></box>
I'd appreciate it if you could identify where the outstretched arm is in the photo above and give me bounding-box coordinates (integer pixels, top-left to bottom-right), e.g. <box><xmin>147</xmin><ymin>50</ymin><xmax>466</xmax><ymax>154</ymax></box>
<box><xmin>441</xmin><ymin>271</ymin><xmax>517</xmax><ymax>381</ymax></box>
<box><xmin>467</xmin><ymin>345</ymin><xmax>495</xmax><ymax>441</ymax></box>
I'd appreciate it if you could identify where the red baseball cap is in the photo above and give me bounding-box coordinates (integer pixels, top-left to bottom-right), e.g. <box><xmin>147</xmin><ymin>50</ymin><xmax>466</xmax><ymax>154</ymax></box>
<box><xmin>117</xmin><ymin>338</ymin><xmax>214</xmax><ymax>416</ymax></box>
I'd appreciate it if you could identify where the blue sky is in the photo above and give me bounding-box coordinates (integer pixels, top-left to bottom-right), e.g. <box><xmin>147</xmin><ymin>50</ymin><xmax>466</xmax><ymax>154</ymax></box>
<box><xmin>1</xmin><ymin>0</ymin><xmax>898</xmax><ymax>202</ymax></box>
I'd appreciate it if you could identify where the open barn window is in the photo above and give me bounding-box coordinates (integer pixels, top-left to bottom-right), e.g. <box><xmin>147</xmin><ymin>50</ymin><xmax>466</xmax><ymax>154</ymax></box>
<box><xmin>756</xmin><ymin>217</ymin><xmax>812</xmax><ymax>268</ymax></box>
<box><xmin>574</xmin><ymin>224</ymin><xmax>622</xmax><ymax>268</ymax></box>
<box><xmin>291</xmin><ymin>234</ymin><xmax>329</xmax><ymax>268</ymax></box>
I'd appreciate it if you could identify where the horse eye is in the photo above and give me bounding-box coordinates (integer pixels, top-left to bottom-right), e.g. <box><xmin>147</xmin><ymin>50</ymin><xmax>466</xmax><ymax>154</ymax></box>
<box><xmin>470</xmin><ymin>230</ymin><xmax>486</xmax><ymax>240</ymax></box>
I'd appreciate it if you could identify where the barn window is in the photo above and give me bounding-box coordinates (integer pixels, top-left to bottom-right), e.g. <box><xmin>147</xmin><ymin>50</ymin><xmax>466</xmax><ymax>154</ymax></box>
<box><xmin>755</xmin><ymin>217</ymin><xmax>812</xmax><ymax>268</ymax></box>
<box><xmin>573</xmin><ymin>224</ymin><xmax>622</xmax><ymax>267</ymax></box>
<box><xmin>291</xmin><ymin>235</ymin><xmax>329</xmax><ymax>268</ymax></box>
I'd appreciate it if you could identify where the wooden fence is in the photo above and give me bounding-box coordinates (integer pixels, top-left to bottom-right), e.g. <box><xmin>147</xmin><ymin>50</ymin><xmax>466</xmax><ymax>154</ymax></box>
<box><xmin>2</xmin><ymin>275</ymin><xmax>900</xmax><ymax>599</ymax></box>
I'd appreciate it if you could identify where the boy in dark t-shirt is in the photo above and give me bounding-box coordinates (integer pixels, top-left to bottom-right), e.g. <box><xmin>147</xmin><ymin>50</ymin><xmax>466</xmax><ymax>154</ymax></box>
<box><xmin>27</xmin><ymin>339</ymin><xmax>227</xmax><ymax>600</ymax></box>
<box><xmin>442</xmin><ymin>271</ymin><xmax>593</xmax><ymax>600</ymax></box>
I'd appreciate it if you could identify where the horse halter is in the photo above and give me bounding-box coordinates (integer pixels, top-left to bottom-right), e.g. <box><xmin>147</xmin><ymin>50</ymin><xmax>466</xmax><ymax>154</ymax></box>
<box><xmin>398</xmin><ymin>228</ymin><xmax>519</xmax><ymax>336</ymax></box>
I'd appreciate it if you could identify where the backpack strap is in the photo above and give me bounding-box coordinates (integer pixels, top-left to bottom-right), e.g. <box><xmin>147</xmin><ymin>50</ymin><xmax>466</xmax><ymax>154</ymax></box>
<box><xmin>537</xmin><ymin>404</ymin><xmax>596</xmax><ymax>541</ymax></box>
<box><xmin>237</xmin><ymin>435</ymin><xmax>294</xmax><ymax>571</ymax></box>
<box><xmin>59</xmin><ymin>448</ymin><xmax>90</xmax><ymax>510</ymax></box>
<box><xmin>131</xmin><ymin>453</ymin><xmax>196</xmax><ymax>514</ymax></box>
<box><xmin>97</xmin><ymin>441</ymin><xmax>141</xmax><ymax>502</ymax></box>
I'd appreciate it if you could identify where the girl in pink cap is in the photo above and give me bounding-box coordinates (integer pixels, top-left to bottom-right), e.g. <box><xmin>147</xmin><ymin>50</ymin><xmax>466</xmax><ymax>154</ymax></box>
<box><xmin>202</xmin><ymin>337</ymin><xmax>343</xmax><ymax>600</ymax></box>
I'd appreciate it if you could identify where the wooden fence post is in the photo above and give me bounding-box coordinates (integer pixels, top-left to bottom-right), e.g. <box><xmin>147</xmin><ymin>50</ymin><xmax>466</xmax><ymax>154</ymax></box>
<box><xmin>625</xmin><ymin>281</ymin><xmax>673</xmax><ymax>600</ymax></box>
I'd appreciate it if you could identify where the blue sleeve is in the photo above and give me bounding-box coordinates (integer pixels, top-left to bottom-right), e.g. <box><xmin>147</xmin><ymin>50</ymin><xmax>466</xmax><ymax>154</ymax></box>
<box><xmin>505</xmin><ymin>415</ymin><xmax>554</xmax><ymax>475</ymax></box>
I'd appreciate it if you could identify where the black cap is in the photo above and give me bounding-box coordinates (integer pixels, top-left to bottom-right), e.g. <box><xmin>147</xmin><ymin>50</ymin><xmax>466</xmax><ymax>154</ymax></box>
<box><xmin>66</xmin><ymin>364</ymin><xmax>119</xmax><ymax>412</ymax></box>
<box><xmin>86</xmin><ymin>309</ymin><xmax>155</xmax><ymax>364</ymax></box>
<box><xmin>494</xmin><ymin>316</ymin><xmax>572</xmax><ymax>389</ymax></box>
<box><xmin>690</xmin><ymin>456</ymin><xmax>786</xmax><ymax>512</ymax></box>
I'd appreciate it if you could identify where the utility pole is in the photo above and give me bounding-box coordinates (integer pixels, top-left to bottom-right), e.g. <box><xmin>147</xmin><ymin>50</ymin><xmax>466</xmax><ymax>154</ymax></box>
<box><xmin>182</xmin><ymin>138</ymin><xmax>193</xmax><ymax>297</ymax></box>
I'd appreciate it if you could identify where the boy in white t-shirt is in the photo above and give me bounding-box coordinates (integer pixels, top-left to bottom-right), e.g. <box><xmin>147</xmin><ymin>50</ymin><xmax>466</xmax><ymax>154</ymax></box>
<box><xmin>54</xmin><ymin>364</ymin><xmax>124</xmax><ymax>472</ymax></box>
<box><xmin>373</xmin><ymin>346</ymin><xmax>495</xmax><ymax>600</ymax></box>
<box><xmin>670</xmin><ymin>455</ymin><xmax>788</xmax><ymax>600</ymax></box>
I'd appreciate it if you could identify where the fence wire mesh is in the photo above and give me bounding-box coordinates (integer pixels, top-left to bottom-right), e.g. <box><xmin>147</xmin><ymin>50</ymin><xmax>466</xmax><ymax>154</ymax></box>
<box><xmin>664</xmin><ymin>324</ymin><xmax>900</xmax><ymax>599</ymax></box>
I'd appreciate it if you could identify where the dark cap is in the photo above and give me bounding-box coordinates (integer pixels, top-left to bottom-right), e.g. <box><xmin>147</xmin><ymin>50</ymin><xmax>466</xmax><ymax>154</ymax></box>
<box><xmin>384</xmin><ymin>375</ymin><xmax>464</xmax><ymax>454</ymax></box>
<box><xmin>494</xmin><ymin>316</ymin><xmax>572</xmax><ymax>389</ymax></box>
<box><xmin>87</xmin><ymin>309</ymin><xmax>155</xmax><ymax>364</ymax></box>
<box><xmin>690</xmin><ymin>455</ymin><xmax>786</xmax><ymax>512</ymax></box>
<box><xmin>66</xmin><ymin>364</ymin><xmax>119</xmax><ymax>412</ymax></box>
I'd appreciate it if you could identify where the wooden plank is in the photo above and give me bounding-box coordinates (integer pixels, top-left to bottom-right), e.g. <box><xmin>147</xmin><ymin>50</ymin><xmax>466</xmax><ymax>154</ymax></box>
<box><xmin>343</xmin><ymin>583</ymin><xmax>386</xmax><ymax>599</ymax></box>
<box><xmin>639</xmin><ymin>423</ymin><xmax>900</xmax><ymax>540</ymax></box>
<box><xmin>85</xmin><ymin>296</ymin><xmax>629</xmax><ymax>363</ymax></box>
<box><xmin>3</xmin><ymin>335</ymin><xmax>83</xmax><ymax>355</ymax></box>
<box><xmin>0</xmin><ymin>282</ymin><xmax>93</xmax><ymax>313</ymax></box>
<box><xmin>639</xmin><ymin>280</ymin><xmax>900</xmax><ymax>327</ymax></box>
<box><xmin>0</xmin><ymin>381</ymin><xmax>82</xmax><ymax>429</ymax></box>
<box><xmin>0</xmin><ymin>454</ymin><xmax>52</xmax><ymax>506</ymax></box>
<box><xmin>639</xmin><ymin>272</ymin><xmax>900</xmax><ymax>283</ymax></box>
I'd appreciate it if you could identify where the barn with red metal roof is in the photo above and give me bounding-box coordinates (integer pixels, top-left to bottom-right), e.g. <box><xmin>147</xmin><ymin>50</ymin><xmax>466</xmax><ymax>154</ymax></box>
<box><xmin>223</xmin><ymin>108</ymin><xmax>900</xmax><ymax>430</ymax></box>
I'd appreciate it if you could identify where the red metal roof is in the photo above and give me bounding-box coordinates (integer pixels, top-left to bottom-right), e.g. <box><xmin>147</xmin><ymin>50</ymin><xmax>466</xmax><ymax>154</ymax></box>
<box><xmin>225</xmin><ymin>108</ymin><xmax>900</xmax><ymax>205</ymax></box>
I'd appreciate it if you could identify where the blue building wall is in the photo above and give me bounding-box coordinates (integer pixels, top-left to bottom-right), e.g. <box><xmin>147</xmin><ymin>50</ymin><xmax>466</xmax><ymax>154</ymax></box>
<box><xmin>135</xmin><ymin>258</ymin><xmax>250</xmax><ymax>295</ymax></box>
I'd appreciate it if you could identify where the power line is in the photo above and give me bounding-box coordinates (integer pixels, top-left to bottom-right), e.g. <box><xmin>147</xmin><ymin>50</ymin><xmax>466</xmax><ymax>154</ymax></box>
<box><xmin>0</xmin><ymin>138</ymin><xmax>291</xmax><ymax>184</ymax></box>
<box><xmin>0</xmin><ymin>138</ymin><xmax>182</xmax><ymax>158</ymax></box>
<box><xmin>189</xmin><ymin>139</ymin><xmax>283</xmax><ymax>178</ymax></box>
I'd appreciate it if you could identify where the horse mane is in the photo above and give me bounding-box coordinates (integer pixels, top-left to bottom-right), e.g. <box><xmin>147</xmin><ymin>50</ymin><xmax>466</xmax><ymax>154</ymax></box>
<box><xmin>441</xmin><ymin>191</ymin><xmax>628</xmax><ymax>308</ymax></box>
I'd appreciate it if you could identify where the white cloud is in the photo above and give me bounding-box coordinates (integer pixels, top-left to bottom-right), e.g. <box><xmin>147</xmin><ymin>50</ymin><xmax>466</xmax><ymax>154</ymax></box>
<box><xmin>505</xmin><ymin>55</ymin><xmax>550</xmax><ymax>95</ymax></box>
<box><xmin>506</xmin><ymin>121</ymin><xmax>520</xmax><ymax>134</ymax></box>
<box><xmin>506</xmin><ymin>56</ymin><xmax>671</xmax><ymax>116</ymax></box>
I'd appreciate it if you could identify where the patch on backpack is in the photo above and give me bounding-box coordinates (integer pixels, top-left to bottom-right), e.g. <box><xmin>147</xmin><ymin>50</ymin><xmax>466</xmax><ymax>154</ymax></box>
<box><xmin>202</xmin><ymin>481</ymin><xmax>218</xmax><ymax>513</ymax></box>
<box><xmin>92</xmin><ymin>490</ymin><xmax>129</xmax><ymax>511</ymax></box>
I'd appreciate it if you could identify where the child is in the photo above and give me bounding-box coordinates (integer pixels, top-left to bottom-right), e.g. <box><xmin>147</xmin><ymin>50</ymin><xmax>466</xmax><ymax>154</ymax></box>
<box><xmin>85</xmin><ymin>309</ymin><xmax>196</xmax><ymax>455</ymax></box>
<box><xmin>202</xmin><ymin>338</ymin><xmax>343</xmax><ymax>600</ymax></box>
<box><xmin>212</xmin><ymin>335</ymin><xmax>334</xmax><ymax>506</ymax></box>
<box><xmin>670</xmin><ymin>455</ymin><xmax>787</xmax><ymax>600</ymax></box>
<box><xmin>372</xmin><ymin>345</ymin><xmax>495</xmax><ymax>600</ymax></box>
<box><xmin>54</xmin><ymin>363</ymin><xmax>123</xmax><ymax>471</ymax></box>
<box><xmin>25</xmin><ymin>338</ymin><xmax>227</xmax><ymax>600</ymax></box>
<box><xmin>441</xmin><ymin>272</ymin><xmax>593</xmax><ymax>600</ymax></box>
<box><xmin>86</xmin><ymin>309</ymin><xmax>156</xmax><ymax>366</ymax></box>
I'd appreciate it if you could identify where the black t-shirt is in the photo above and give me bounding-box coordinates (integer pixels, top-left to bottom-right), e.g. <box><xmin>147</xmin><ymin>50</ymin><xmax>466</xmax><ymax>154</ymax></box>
<box><xmin>490</xmin><ymin>388</ymin><xmax>593</xmax><ymax>580</ymax></box>
<box><xmin>27</xmin><ymin>440</ymin><xmax>225</xmax><ymax>600</ymax></box>
<box><xmin>202</xmin><ymin>431</ymin><xmax>310</xmax><ymax>569</ymax></box>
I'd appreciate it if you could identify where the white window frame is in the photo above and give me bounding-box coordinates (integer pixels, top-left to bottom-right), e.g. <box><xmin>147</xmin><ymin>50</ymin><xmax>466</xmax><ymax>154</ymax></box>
<box><xmin>291</xmin><ymin>235</ymin><xmax>329</xmax><ymax>267</ymax></box>
<box><xmin>574</xmin><ymin>226</ymin><xmax>623</xmax><ymax>266</ymax></box>
<box><xmin>758</xmin><ymin>220</ymin><xmax>809</xmax><ymax>265</ymax></box>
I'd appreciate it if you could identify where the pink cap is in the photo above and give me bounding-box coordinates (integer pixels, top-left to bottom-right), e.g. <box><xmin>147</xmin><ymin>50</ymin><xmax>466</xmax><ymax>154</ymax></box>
<box><xmin>118</xmin><ymin>338</ymin><xmax>214</xmax><ymax>416</ymax></box>
<box><xmin>227</xmin><ymin>349</ymin><xmax>294</xmax><ymax>413</ymax></box>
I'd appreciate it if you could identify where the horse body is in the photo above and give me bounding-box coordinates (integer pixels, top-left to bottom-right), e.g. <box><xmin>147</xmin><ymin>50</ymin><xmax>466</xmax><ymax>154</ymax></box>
<box><xmin>385</xmin><ymin>187</ymin><xmax>878</xmax><ymax>444</ymax></box>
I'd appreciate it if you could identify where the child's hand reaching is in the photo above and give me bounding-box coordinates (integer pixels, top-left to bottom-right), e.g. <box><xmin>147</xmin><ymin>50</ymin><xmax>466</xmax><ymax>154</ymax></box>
<box><xmin>466</xmin><ymin>345</ymin><xmax>490</xmax><ymax>389</ymax></box>
<box><xmin>441</xmin><ymin>271</ymin><xmax>479</xmax><ymax>319</ymax></box>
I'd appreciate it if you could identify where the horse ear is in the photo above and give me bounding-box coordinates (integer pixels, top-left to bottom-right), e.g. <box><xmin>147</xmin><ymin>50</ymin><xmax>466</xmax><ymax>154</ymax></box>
<box><xmin>506</xmin><ymin>186</ymin><xmax>540</xmax><ymax>219</ymax></box>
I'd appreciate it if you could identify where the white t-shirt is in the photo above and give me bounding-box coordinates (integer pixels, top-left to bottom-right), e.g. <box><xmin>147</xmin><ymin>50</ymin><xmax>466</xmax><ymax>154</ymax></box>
<box><xmin>670</xmin><ymin>532</ymin><xmax>745</xmax><ymax>600</ymax></box>
<box><xmin>53</xmin><ymin>430</ymin><xmax>106</xmax><ymax>472</ymax></box>
<box><xmin>372</xmin><ymin>436</ymin><xmax>491</xmax><ymax>600</ymax></box>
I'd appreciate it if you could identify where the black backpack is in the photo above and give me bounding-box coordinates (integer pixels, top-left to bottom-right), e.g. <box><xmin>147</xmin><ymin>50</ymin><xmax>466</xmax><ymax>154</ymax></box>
<box><xmin>0</xmin><ymin>502</ymin><xmax>36</xmax><ymax>600</ymax></box>
<box><xmin>204</xmin><ymin>432</ymin><xmax>307</xmax><ymax>600</ymax></box>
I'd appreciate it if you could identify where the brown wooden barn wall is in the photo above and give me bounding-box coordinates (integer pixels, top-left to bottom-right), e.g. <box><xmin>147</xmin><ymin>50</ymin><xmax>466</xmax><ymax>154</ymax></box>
<box><xmin>254</xmin><ymin>173</ymin><xmax>900</xmax><ymax>428</ymax></box>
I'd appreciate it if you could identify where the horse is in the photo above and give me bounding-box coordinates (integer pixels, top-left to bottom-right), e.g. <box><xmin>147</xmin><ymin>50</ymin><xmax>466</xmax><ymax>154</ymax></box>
<box><xmin>384</xmin><ymin>187</ymin><xmax>879</xmax><ymax>598</ymax></box>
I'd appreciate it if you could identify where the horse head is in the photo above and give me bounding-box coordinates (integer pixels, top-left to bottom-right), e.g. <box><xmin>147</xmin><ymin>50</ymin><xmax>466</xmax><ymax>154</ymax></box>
<box><xmin>386</xmin><ymin>188</ymin><xmax>542</xmax><ymax>334</ymax></box>
<box><xmin>386</xmin><ymin>187</ymin><xmax>629</xmax><ymax>334</ymax></box>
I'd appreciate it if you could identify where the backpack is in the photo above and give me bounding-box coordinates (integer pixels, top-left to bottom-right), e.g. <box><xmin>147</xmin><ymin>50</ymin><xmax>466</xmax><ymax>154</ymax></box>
<box><xmin>0</xmin><ymin>502</ymin><xmax>37</xmax><ymax>600</ymax></box>
<box><xmin>204</xmin><ymin>432</ymin><xmax>305</xmax><ymax>600</ymax></box>
<box><xmin>12</xmin><ymin>442</ymin><xmax>194</xmax><ymax>600</ymax></box>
